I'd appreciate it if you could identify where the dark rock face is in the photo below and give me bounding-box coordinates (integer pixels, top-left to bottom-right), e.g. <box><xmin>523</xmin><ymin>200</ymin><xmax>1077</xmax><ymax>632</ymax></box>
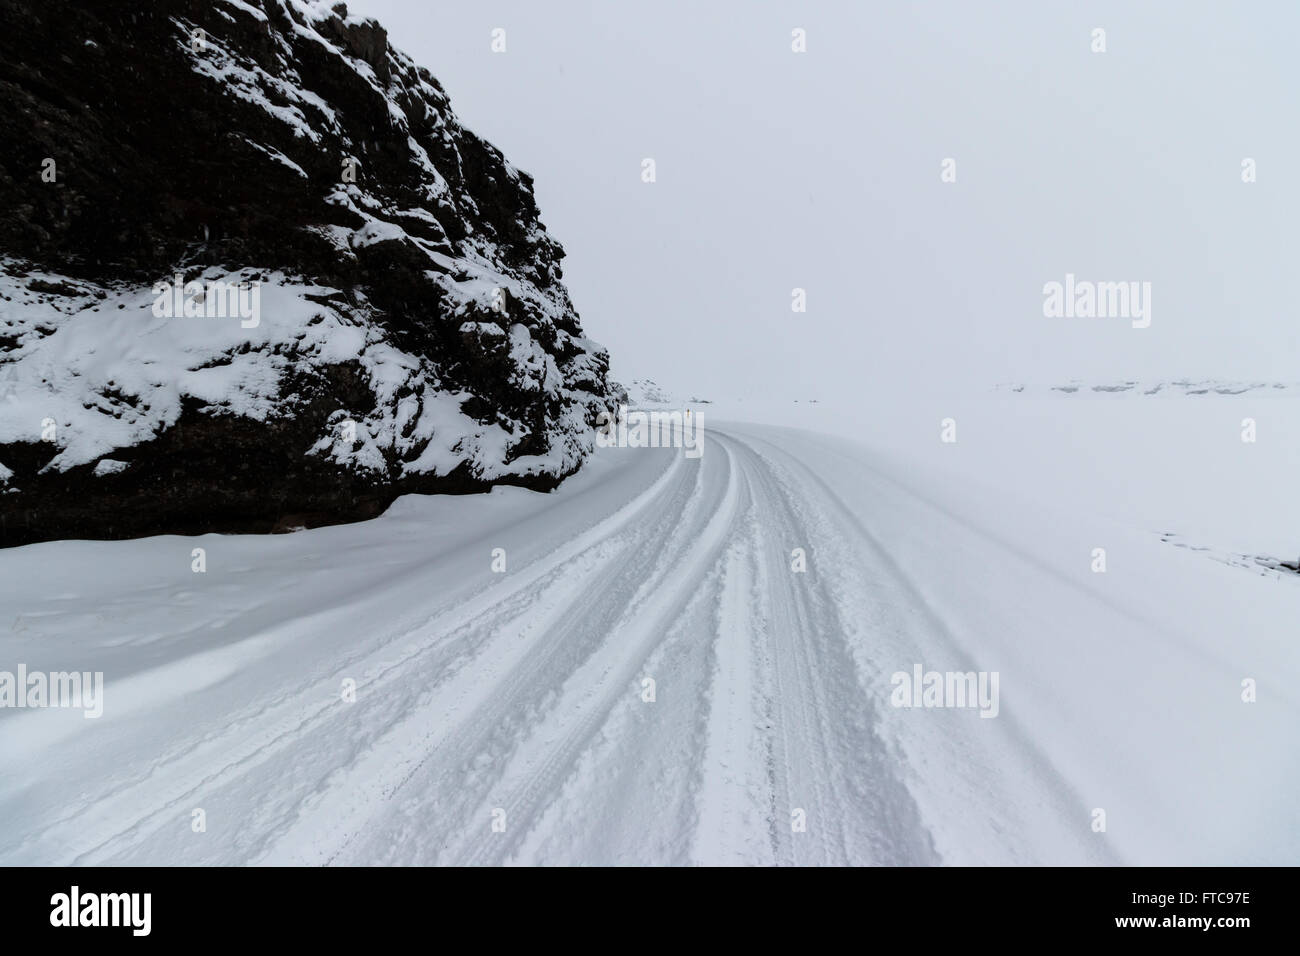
<box><xmin>0</xmin><ymin>0</ymin><xmax>613</xmax><ymax>547</ymax></box>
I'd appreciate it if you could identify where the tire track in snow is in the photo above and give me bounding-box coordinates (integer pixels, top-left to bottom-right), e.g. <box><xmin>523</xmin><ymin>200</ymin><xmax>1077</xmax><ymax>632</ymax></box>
<box><xmin>688</xmin><ymin>523</ymin><xmax>771</xmax><ymax>865</ymax></box>
<box><xmin>721</xmin><ymin>425</ymin><xmax>1118</xmax><ymax>865</ymax></box>
<box><xmin>714</xmin><ymin>433</ymin><xmax>938</xmax><ymax>865</ymax></box>
<box><xmin>361</xmin><ymin>436</ymin><xmax>742</xmax><ymax>865</ymax></box>
<box><xmin>263</xmin><ymin>426</ymin><xmax>935</xmax><ymax>866</ymax></box>
<box><xmin>3</xmin><ymin>420</ymin><xmax>1109</xmax><ymax>866</ymax></box>
<box><xmin>6</xmin><ymin>447</ymin><xmax>689</xmax><ymax>865</ymax></box>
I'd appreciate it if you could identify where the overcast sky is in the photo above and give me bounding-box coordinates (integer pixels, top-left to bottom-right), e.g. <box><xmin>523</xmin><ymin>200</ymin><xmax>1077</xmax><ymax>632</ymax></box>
<box><xmin>348</xmin><ymin>0</ymin><xmax>1299</xmax><ymax>402</ymax></box>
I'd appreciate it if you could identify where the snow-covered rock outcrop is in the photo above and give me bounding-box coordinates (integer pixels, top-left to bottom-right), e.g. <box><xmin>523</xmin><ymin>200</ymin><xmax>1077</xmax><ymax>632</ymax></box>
<box><xmin>617</xmin><ymin>379</ymin><xmax>673</xmax><ymax>406</ymax></box>
<box><xmin>0</xmin><ymin>0</ymin><xmax>613</xmax><ymax>546</ymax></box>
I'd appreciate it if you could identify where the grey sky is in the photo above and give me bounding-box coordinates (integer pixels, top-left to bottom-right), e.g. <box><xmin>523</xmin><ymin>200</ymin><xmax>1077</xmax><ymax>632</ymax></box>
<box><xmin>349</xmin><ymin>0</ymin><xmax>1299</xmax><ymax>401</ymax></box>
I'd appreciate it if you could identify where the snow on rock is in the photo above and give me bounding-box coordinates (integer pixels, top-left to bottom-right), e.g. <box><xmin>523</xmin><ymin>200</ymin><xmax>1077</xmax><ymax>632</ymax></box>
<box><xmin>0</xmin><ymin>0</ymin><xmax>614</xmax><ymax>546</ymax></box>
<box><xmin>92</xmin><ymin>460</ymin><xmax>129</xmax><ymax>477</ymax></box>
<box><xmin>617</xmin><ymin>378</ymin><xmax>674</xmax><ymax>406</ymax></box>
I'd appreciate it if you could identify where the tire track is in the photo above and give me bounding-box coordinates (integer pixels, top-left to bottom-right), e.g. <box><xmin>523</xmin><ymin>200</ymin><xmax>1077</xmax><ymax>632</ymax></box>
<box><xmin>9</xmin><ymin>447</ymin><xmax>690</xmax><ymax>865</ymax></box>
<box><xmin>712</xmin><ymin>432</ymin><xmax>938</xmax><ymax>865</ymax></box>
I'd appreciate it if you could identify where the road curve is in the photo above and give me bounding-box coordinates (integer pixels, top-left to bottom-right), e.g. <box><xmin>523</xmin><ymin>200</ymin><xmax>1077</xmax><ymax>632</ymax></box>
<box><xmin>0</xmin><ymin>422</ymin><xmax>1119</xmax><ymax>866</ymax></box>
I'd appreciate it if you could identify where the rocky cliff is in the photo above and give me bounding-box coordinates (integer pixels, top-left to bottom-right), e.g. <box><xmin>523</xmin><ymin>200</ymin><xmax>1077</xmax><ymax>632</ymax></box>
<box><xmin>0</xmin><ymin>0</ymin><xmax>613</xmax><ymax>546</ymax></box>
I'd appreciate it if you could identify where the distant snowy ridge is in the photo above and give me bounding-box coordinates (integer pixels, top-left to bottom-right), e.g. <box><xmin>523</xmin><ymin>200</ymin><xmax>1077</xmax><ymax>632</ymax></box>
<box><xmin>612</xmin><ymin>378</ymin><xmax>712</xmax><ymax>407</ymax></box>
<box><xmin>995</xmin><ymin>380</ymin><xmax>1300</xmax><ymax>396</ymax></box>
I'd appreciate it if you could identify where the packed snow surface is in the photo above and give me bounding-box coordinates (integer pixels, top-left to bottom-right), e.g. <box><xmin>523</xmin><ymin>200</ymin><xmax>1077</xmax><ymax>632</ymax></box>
<box><xmin>0</xmin><ymin>397</ymin><xmax>1295</xmax><ymax>865</ymax></box>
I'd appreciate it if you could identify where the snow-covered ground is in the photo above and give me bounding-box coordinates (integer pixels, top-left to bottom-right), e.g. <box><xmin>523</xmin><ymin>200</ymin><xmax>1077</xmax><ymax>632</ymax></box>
<box><xmin>1</xmin><ymin>395</ymin><xmax>1297</xmax><ymax>865</ymax></box>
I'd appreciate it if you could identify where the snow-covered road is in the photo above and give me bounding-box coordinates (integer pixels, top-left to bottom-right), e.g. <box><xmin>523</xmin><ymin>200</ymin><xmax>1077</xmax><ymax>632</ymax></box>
<box><xmin>1</xmin><ymin>418</ymin><xmax>1296</xmax><ymax>865</ymax></box>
